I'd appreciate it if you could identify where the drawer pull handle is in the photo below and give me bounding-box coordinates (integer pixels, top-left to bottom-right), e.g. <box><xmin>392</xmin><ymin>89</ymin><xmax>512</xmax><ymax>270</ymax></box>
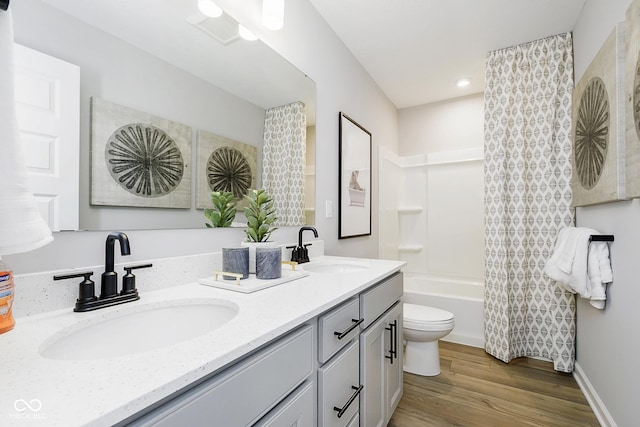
<box><xmin>385</xmin><ymin>320</ymin><xmax>398</xmax><ymax>364</ymax></box>
<box><xmin>333</xmin><ymin>385</ymin><xmax>363</xmax><ymax>418</ymax></box>
<box><xmin>334</xmin><ymin>318</ymin><xmax>364</xmax><ymax>340</ymax></box>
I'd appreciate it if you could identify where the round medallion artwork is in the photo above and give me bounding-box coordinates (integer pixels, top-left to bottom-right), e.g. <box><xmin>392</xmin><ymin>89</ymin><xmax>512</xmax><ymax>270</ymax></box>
<box><xmin>105</xmin><ymin>124</ymin><xmax>184</xmax><ymax>198</ymax></box>
<box><xmin>575</xmin><ymin>77</ymin><xmax>610</xmax><ymax>190</ymax></box>
<box><xmin>634</xmin><ymin>55</ymin><xmax>640</xmax><ymax>141</ymax></box>
<box><xmin>206</xmin><ymin>147</ymin><xmax>252</xmax><ymax>198</ymax></box>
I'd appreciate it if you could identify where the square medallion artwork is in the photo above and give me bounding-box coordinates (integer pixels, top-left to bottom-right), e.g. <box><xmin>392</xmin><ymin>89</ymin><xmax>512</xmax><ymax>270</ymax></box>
<box><xmin>625</xmin><ymin>0</ymin><xmax>640</xmax><ymax>198</ymax></box>
<box><xmin>90</xmin><ymin>98</ymin><xmax>192</xmax><ymax>208</ymax></box>
<box><xmin>572</xmin><ymin>24</ymin><xmax>627</xmax><ymax>206</ymax></box>
<box><xmin>196</xmin><ymin>130</ymin><xmax>258</xmax><ymax>210</ymax></box>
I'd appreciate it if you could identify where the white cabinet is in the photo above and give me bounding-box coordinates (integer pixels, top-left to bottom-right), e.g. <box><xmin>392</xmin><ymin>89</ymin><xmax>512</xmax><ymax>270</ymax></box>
<box><xmin>254</xmin><ymin>381</ymin><xmax>314</xmax><ymax>426</ymax></box>
<box><xmin>128</xmin><ymin>324</ymin><xmax>314</xmax><ymax>426</ymax></box>
<box><xmin>359</xmin><ymin>273</ymin><xmax>403</xmax><ymax>427</ymax></box>
<box><xmin>318</xmin><ymin>340</ymin><xmax>361</xmax><ymax>427</ymax></box>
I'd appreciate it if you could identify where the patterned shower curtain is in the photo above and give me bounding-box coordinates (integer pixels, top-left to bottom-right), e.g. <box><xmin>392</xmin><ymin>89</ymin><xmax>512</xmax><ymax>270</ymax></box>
<box><xmin>262</xmin><ymin>101</ymin><xmax>307</xmax><ymax>226</ymax></box>
<box><xmin>483</xmin><ymin>33</ymin><xmax>576</xmax><ymax>372</ymax></box>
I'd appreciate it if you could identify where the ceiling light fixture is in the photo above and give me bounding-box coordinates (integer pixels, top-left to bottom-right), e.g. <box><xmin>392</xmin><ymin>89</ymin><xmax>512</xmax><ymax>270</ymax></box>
<box><xmin>263</xmin><ymin>0</ymin><xmax>284</xmax><ymax>31</ymax></box>
<box><xmin>456</xmin><ymin>78</ymin><xmax>471</xmax><ymax>88</ymax></box>
<box><xmin>238</xmin><ymin>24</ymin><xmax>258</xmax><ymax>41</ymax></box>
<box><xmin>198</xmin><ymin>0</ymin><xmax>223</xmax><ymax>18</ymax></box>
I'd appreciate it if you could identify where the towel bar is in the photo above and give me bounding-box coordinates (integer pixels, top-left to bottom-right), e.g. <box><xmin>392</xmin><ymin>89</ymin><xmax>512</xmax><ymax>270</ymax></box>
<box><xmin>589</xmin><ymin>235</ymin><xmax>614</xmax><ymax>242</ymax></box>
<box><xmin>0</xmin><ymin>0</ymin><xmax>9</xmax><ymax>11</ymax></box>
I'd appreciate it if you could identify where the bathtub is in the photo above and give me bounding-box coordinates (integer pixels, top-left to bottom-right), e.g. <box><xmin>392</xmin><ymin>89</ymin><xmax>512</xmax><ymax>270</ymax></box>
<box><xmin>402</xmin><ymin>274</ymin><xmax>485</xmax><ymax>348</ymax></box>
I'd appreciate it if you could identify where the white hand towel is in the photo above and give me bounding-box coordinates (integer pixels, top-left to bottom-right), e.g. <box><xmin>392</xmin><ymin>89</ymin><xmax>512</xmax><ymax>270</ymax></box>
<box><xmin>587</xmin><ymin>242</ymin><xmax>612</xmax><ymax>310</ymax></box>
<box><xmin>544</xmin><ymin>227</ymin><xmax>593</xmax><ymax>296</ymax></box>
<box><xmin>0</xmin><ymin>9</ymin><xmax>53</xmax><ymax>254</ymax></box>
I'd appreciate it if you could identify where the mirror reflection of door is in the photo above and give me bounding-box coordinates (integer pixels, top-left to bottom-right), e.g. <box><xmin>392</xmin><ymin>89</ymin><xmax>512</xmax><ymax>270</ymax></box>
<box><xmin>14</xmin><ymin>44</ymin><xmax>80</xmax><ymax>231</ymax></box>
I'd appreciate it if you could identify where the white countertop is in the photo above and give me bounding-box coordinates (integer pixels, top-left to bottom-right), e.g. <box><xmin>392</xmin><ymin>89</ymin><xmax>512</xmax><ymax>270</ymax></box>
<box><xmin>0</xmin><ymin>256</ymin><xmax>404</xmax><ymax>427</ymax></box>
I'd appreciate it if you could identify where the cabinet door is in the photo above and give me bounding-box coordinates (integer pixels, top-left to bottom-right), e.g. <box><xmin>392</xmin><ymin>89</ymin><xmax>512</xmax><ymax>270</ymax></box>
<box><xmin>318</xmin><ymin>340</ymin><xmax>361</xmax><ymax>427</ymax></box>
<box><xmin>385</xmin><ymin>302</ymin><xmax>403</xmax><ymax>422</ymax></box>
<box><xmin>359</xmin><ymin>314</ymin><xmax>387</xmax><ymax>427</ymax></box>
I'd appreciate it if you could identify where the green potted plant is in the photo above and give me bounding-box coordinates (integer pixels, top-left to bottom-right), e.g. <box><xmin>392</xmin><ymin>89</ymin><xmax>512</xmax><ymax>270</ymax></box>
<box><xmin>242</xmin><ymin>189</ymin><xmax>278</xmax><ymax>274</ymax></box>
<box><xmin>204</xmin><ymin>191</ymin><xmax>237</xmax><ymax>228</ymax></box>
<box><xmin>243</xmin><ymin>189</ymin><xmax>278</xmax><ymax>242</ymax></box>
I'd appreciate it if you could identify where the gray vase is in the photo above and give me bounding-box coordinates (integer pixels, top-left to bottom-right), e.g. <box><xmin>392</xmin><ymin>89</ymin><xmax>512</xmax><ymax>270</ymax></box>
<box><xmin>222</xmin><ymin>247</ymin><xmax>249</xmax><ymax>280</ymax></box>
<box><xmin>255</xmin><ymin>247</ymin><xmax>282</xmax><ymax>280</ymax></box>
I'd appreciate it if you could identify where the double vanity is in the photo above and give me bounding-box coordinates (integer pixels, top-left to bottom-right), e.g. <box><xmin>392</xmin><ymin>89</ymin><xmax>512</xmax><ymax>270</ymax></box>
<box><xmin>2</xmin><ymin>253</ymin><xmax>405</xmax><ymax>426</ymax></box>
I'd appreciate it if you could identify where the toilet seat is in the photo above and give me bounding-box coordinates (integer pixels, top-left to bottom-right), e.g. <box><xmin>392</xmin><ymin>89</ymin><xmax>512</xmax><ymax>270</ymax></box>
<box><xmin>403</xmin><ymin>303</ymin><xmax>454</xmax><ymax>331</ymax></box>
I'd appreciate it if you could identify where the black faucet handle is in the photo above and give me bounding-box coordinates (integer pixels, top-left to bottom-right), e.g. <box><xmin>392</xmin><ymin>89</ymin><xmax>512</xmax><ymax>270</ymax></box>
<box><xmin>54</xmin><ymin>271</ymin><xmax>98</xmax><ymax>306</ymax></box>
<box><xmin>122</xmin><ymin>263</ymin><xmax>152</xmax><ymax>295</ymax></box>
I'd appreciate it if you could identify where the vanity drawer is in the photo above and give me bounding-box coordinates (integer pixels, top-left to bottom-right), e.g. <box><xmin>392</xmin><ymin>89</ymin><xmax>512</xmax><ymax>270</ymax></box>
<box><xmin>318</xmin><ymin>340</ymin><xmax>361</xmax><ymax>427</ymax></box>
<box><xmin>318</xmin><ymin>297</ymin><xmax>361</xmax><ymax>363</ymax></box>
<box><xmin>132</xmin><ymin>324</ymin><xmax>313</xmax><ymax>427</ymax></box>
<box><xmin>254</xmin><ymin>381</ymin><xmax>314</xmax><ymax>426</ymax></box>
<box><xmin>360</xmin><ymin>272</ymin><xmax>403</xmax><ymax>329</ymax></box>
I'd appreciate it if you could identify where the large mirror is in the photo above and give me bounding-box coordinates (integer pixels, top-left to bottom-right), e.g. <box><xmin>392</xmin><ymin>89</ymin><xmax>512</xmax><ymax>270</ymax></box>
<box><xmin>13</xmin><ymin>0</ymin><xmax>315</xmax><ymax>230</ymax></box>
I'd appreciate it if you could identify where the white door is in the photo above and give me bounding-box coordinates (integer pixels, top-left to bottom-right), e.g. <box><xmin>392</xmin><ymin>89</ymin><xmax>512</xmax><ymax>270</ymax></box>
<box><xmin>14</xmin><ymin>44</ymin><xmax>80</xmax><ymax>231</ymax></box>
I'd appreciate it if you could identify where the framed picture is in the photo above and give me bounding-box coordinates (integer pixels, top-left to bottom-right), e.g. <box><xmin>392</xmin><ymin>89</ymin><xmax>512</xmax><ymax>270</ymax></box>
<box><xmin>339</xmin><ymin>112</ymin><xmax>371</xmax><ymax>239</ymax></box>
<box><xmin>196</xmin><ymin>129</ymin><xmax>257</xmax><ymax>210</ymax></box>
<box><xmin>90</xmin><ymin>98</ymin><xmax>192</xmax><ymax>208</ymax></box>
<box><xmin>571</xmin><ymin>24</ymin><xmax>626</xmax><ymax>206</ymax></box>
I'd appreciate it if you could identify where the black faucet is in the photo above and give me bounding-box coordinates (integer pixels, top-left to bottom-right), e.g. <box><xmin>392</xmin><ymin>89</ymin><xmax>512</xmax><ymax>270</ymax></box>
<box><xmin>102</xmin><ymin>232</ymin><xmax>131</xmax><ymax>298</ymax></box>
<box><xmin>53</xmin><ymin>232</ymin><xmax>152</xmax><ymax>312</ymax></box>
<box><xmin>289</xmin><ymin>226</ymin><xmax>318</xmax><ymax>264</ymax></box>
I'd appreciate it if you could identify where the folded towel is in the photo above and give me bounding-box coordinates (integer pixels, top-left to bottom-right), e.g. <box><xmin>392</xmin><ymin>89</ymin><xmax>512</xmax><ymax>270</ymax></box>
<box><xmin>544</xmin><ymin>226</ymin><xmax>612</xmax><ymax>310</ymax></box>
<box><xmin>587</xmin><ymin>241</ymin><xmax>613</xmax><ymax>309</ymax></box>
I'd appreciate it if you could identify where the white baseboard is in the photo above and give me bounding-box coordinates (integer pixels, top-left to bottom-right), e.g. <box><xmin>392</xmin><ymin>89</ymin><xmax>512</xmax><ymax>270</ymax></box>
<box><xmin>573</xmin><ymin>362</ymin><xmax>616</xmax><ymax>427</ymax></box>
<box><xmin>442</xmin><ymin>333</ymin><xmax>484</xmax><ymax>349</ymax></box>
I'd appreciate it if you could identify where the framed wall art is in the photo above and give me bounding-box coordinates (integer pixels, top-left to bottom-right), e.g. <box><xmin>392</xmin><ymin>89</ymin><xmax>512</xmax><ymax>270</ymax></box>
<box><xmin>90</xmin><ymin>98</ymin><xmax>192</xmax><ymax>208</ymax></box>
<box><xmin>196</xmin><ymin>129</ymin><xmax>257</xmax><ymax>210</ymax></box>
<box><xmin>339</xmin><ymin>112</ymin><xmax>371</xmax><ymax>239</ymax></box>
<box><xmin>571</xmin><ymin>24</ymin><xmax>627</xmax><ymax>206</ymax></box>
<box><xmin>625</xmin><ymin>0</ymin><xmax>640</xmax><ymax>198</ymax></box>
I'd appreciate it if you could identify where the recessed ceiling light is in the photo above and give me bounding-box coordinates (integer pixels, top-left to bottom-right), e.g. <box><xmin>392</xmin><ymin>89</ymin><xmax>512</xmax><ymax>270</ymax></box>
<box><xmin>198</xmin><ymin>0</ymin><xmax>223</xmax><ymax>18</ymax></box>
<box><xmin>456</xmin><ymin>78</ymin><xmax>471</xmax><ymax>88</ymax></box>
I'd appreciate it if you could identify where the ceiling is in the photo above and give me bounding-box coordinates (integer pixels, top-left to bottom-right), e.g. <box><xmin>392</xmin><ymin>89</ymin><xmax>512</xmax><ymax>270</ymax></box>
<box><xmin>309</xmin><ymin>0</ymin><xmax>586</xmax><ymax>109</ymax></box>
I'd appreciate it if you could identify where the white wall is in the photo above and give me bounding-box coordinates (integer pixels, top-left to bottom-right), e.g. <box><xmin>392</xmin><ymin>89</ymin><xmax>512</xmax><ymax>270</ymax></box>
<box><xmin>573</xmin><ymin>0</ymin><xmax>638</xmax><ymax>426</ymax></box>
<box><xmin>396</xmin><ymin>94</ymin><xmax>485</xmax><ymax>279</ymax></box>
<box><xmin>5</xmin><ymin>0</ymin><xmax>398</xmax><ymax>273</ymax></box>
<box><xmin>398</xmin><ymin>93</ymin><xmax>484</xmax><ymax>156</ymax></box>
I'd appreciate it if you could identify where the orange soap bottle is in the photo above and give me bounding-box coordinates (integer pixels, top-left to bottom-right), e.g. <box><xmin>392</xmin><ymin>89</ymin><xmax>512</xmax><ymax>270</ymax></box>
<box><xmin>0</xmin><ymin>257</ymin><xmax>15</xmax><ymax>334</ymax></box>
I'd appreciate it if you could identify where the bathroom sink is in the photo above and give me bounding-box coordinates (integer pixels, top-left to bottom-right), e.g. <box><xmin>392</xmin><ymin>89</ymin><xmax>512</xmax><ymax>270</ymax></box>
<box><xmin>302</xmin><ymin>261</ymin><xmax>368</xmax><ymax>274</ymax></box>
<box><xmin>39</xmin><ymin>299</ymin><xmax>239</xmax><ymax>361</ymax></box>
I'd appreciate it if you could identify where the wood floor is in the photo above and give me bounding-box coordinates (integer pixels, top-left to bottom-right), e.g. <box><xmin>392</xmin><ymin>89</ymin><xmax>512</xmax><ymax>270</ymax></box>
<box><xmin>388</xmin><ymin>341</ymin><xmax>599</xmax><ymax>427</ymax></box>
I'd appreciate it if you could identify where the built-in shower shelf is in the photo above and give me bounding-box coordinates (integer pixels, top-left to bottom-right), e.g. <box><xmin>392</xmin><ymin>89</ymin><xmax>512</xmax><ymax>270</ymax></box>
<box><xmin>398</xmin><ymin>244</ymin><xmax>423</xmax><ymax>253</ymax></box>
<box><xmin>398</xmin><ymin>206</ymin><xmax>423</xmax><ymax>214</ymax></box>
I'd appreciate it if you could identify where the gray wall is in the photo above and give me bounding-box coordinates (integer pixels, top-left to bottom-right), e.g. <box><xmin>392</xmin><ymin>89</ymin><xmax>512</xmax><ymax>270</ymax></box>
<box><xmin>573</xmin><ymin>0</ymin><xmax>638</xmax><ymax>425</ymax></box>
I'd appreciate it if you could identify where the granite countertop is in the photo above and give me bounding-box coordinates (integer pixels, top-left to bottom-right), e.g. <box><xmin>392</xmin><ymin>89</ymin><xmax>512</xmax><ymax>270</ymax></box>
<box><xmin>0</xmin><ymin>256</ymin><xmax>404</xmax><ymax>426</ymax></box>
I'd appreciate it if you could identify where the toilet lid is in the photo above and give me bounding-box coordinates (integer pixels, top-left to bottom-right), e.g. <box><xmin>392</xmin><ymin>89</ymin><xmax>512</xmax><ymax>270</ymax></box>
<box><xmin>403</xmin><ymin>303</ymin><xmax>454</xmax><ymax>329</ymax></box>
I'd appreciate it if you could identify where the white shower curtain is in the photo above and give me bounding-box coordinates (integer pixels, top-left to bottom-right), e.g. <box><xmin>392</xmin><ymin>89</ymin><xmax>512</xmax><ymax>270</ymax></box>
<box><xmin>483</xmin><ymin>33</ymin><xmax>576</xmax><ymax>372</ymax></box>
<box><xmin>262</xmin><ymin>101</ymin><xmax>307</xmax><ymax>226</ymax></box>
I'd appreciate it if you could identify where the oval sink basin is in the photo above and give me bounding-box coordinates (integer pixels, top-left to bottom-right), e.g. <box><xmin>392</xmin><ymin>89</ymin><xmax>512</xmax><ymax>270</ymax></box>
<box><xmin>303</xmin><ymin>262</ymin><xmax>368</xmax><ymax>274</ymax></box>
<box><xmin>40</xmin><ymin>299</ymin><xmax>238</xmax><ymax>361</ymax></box>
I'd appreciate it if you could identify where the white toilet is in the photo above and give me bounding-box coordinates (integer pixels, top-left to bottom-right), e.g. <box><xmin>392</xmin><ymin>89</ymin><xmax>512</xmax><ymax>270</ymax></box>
<box><xmin>403</xmin><ymin>303</ymin><xmax>455</xmax><ymax>376</ymax></box>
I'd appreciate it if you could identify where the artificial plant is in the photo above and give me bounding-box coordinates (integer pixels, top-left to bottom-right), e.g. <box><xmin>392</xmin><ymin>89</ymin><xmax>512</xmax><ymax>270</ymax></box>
<box><xmin>243</xmin><ymin>189</ymin><xmax>278</xmax><ymax>242</ymax></box>
<box><xmin>204</xmin><ymin>191</ymin><xmax>237</xmax><ymax>228</ymax></box>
